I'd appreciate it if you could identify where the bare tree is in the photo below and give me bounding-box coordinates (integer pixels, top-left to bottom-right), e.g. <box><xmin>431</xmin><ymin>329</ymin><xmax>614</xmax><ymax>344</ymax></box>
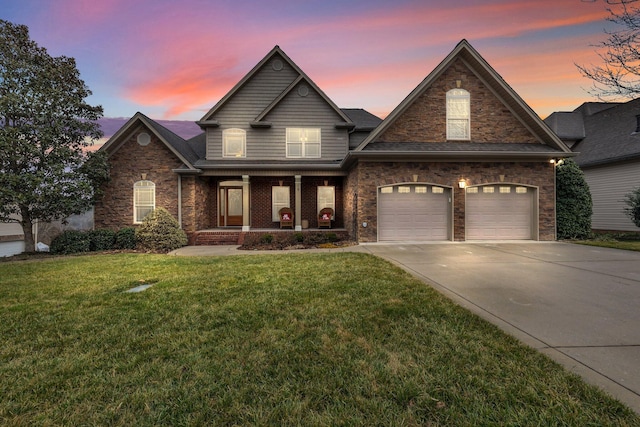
<box><xmin>577</xmin><ymin>0</ymin><xmax>640</xmax><ymax>100</ymax></box>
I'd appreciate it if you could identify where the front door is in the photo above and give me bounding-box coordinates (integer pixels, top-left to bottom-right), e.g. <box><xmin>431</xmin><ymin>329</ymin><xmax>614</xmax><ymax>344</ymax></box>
<box><xmin>219</xmin><ymin>187</ymin><xmax>243</xmax><ymax>226</ymax></box>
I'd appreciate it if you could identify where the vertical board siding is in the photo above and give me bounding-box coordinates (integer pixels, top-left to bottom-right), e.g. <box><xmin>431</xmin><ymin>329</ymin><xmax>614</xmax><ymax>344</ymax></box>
<box><xmin>584</xmin><ymin>162</ymin><xmax>640</xmax><ymax>231</ymax></box>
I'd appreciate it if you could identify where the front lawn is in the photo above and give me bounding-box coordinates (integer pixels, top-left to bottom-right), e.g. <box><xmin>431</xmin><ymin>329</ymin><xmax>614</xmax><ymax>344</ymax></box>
<box><xmin>1</xmin><ymin>253</ymin><xmax>637</xmax><ymax>426</ymax></box>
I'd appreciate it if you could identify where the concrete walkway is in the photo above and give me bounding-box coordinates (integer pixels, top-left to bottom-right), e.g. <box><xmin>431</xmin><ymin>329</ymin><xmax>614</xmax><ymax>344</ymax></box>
<box><xmin>170</xmin><ymin>242</ymin><xmax>640</xmax><ymax>413</ymax></box>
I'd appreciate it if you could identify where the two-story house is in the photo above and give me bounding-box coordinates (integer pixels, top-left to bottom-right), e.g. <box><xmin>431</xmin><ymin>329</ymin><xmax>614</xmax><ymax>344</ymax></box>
<box><xmin>95</xmin><ymin>40</ymin><xmax>572</xmax><ymax>243</ymax></box>
<box><xmin>546</xmin><ymin>99</ymin><xmax>640</xmax><ymax>233</ymax></box>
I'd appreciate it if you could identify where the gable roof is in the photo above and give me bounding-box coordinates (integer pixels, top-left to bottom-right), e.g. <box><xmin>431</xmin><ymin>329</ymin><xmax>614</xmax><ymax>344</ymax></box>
<box><xmin>354</xmin><ymin>39</ymin><xmax>572</xmax><ymax>157</ymax></box>
<box><xmin>198</xmin><ymin>45</ymin><xmax>353</xmax><ymax>127</ymax></box>
<box><xmin>568</xmin><ymin>98</ymin><xmax>640</xmax><ymax>167</ymax></box>
<box><xmin>544</xmin><ymin>112</ymin><xmax>585</xmax><ymax>141</ymax></box>
<box><xmin>341</xmin><ymin>108</ymin><xmax>383</xmax><ymax>131</ymax></box>
<box><xmin>99</xmin><ymin>112</ymin><xmax>200</xmax><ymax>171</ymax></box>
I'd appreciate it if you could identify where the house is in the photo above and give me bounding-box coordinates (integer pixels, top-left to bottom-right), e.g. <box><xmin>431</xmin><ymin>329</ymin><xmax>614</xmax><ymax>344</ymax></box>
<box><xmin>0</xmin><ymin>217</ymin><xmax>25</xmax><ymax>257</ymax></box>
<box><xmin>546</xmin><ymin>99</ymin><xmax>640</xmax><ymax>233</ymax></box>
<box><xmin>95</xmin><ymin>40</ymin><xmax>572</xmax><ymax>243</ymax></box>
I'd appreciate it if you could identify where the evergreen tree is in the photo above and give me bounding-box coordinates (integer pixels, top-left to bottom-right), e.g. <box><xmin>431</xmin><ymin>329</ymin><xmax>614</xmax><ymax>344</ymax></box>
<box><xmin>0</xmin><ymin>20</ymin><xmax>108</xmax><ymax>251</ymax></box>
<box><xmin>556</xmin><ymin>159</ymin><xmax>593</xmax><ymax>239</ymax></box>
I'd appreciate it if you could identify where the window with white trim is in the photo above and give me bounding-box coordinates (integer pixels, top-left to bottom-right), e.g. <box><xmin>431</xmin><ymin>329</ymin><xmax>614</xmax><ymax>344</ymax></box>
<box><xmin>446</xmin><ymin>89</ymin><xmax>470</xmax><ymax>140</ymax></box>
<box><xmin>134</xmin><ymin>180</ymin><xmax>155</xmax><ymax>224</ymax></box>
<box><xmin>223</xmin><ymin>128</ymin><xmax>246</xmax><ymax>158</ymax></box>
<box><xmin>272</xmin><ymin>186</ymin><xmax>290</xmax><ymax>221</ymax></box>
<box><xmin>317</xmin><ymin>186</ymin><xmax>335</xmax><ymax>217</ymax></box>
<box><xmin>286</xmin><ymin>128</ymin><xmax>320</xmax><ymax>158</ymax></box>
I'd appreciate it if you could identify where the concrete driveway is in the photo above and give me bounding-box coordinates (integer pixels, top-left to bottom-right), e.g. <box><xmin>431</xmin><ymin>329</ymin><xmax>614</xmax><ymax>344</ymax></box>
<box><xmin>361</xmin><ymin>242</ymin><xmax>640</xmax><ymax>414</ymax></box>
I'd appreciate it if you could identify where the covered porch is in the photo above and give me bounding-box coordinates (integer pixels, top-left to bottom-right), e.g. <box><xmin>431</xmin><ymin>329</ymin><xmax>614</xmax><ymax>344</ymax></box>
<box><xmin>180</xmin><ymin>170</ymin><xmax>349</xmax><ymax>238</ymax></box>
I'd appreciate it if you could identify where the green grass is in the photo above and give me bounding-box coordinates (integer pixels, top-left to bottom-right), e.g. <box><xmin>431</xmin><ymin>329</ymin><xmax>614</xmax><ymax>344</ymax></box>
<box><xmin>1</xmin><ymin>253</ymin><xmax>637</xmax><ymax>426</ymax></box>
<box><xmin>574</xmin><ymin>239</ymin><xmax>640</xmax><ymax>252</ymax></box>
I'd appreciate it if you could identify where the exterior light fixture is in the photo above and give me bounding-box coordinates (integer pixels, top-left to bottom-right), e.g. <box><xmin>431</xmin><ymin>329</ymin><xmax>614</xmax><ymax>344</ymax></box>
<box><xmin>458</xmin><ymin>179</ymin><xmax>466</xmax><ymax>189</ymax></box>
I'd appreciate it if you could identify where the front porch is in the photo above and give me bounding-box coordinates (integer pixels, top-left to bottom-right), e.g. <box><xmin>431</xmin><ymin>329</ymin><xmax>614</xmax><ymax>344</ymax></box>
<box><xmin>190</xmin><ymin>228</ymin><xmax>349</xmax><ymax>246</ymax></box>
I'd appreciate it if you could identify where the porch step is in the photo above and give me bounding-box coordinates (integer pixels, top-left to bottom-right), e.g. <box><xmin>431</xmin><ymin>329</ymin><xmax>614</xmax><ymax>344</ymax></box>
<box><xmin>193</xmin><ymin>231</ymin><xmax>241</xmax><ymax>246</ymax></box>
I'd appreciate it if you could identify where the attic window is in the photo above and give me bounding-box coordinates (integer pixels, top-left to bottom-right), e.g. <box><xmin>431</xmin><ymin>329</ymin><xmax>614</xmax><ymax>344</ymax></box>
<box><xmin>446</xmin><ymin>89</ymin><xmax>470</xmax><ymax>140</ymax></box>
<box><xmin>272</xmin><ymin>59</ymin><xmax>283</xmax><ymax>71</ymax></box>
<box><xmin>137</xmin><ymin>132</ymin><xmax>151</xmax><ymax>146</ymax></box>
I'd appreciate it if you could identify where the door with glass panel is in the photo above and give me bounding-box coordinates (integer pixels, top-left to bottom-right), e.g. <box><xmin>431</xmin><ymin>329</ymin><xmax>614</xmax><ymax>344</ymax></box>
<box><xmin>219</xmin><ymin>187</ymin><xmax>243</xmax><ymax>226</ymax></box>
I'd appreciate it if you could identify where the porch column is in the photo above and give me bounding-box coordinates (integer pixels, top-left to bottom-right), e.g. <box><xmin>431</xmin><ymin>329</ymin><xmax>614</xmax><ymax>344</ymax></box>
<box><xmin>242</xmin><ymin>175</ymin><xmax>250</xmax><ymax>231</ymax></box>
<box><xmin>295</xmin><ymin>175</ymin><xmax>302</xmax><ymax>231</ymax></box>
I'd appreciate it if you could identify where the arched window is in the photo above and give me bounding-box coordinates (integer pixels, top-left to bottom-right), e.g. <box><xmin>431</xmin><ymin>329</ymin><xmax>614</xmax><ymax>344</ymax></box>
<box><xmin>446</xmin><ymin>89</ymin><xmax>470</xmax><ymax>140</ymax></box>
<box><xmin>223</xmin><ymin>128</ymin><xmax>246</xmax><ymax>157</ymax></box>
<box><xmin>133</xmin><ymin>180</ymin><xmax>155</xmax><ymax>223</ymax></box>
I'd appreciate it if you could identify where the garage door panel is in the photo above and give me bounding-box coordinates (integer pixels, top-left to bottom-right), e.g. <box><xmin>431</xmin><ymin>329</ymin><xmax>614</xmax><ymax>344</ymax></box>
<box><xmin>466</xmin><ymin>186</ymin><xmax>534</xmax><ymax>240</ymax></box>
<box><xmin>379</xmin><ymin>185</ymin><xmax>450</xmax><ymax>241</ymax></box>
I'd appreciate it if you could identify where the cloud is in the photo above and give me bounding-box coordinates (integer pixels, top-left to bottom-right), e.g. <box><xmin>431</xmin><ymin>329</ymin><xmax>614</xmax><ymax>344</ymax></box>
<box><xmin>33</xmin><ymin>0</ymin><xmax>611</xmax><ymax>119</ymax></box>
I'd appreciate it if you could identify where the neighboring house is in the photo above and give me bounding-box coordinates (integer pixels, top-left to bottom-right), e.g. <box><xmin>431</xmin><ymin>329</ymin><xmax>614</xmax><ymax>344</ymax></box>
<box><xmin>0</xmin><ymin>217</ymin><xmax>25</xmax><ymax>257</ymax></box>
<box><xmin>0</xmin><ymin>211</ymin><xmax>94</xmax><ymax>257</ymax></box>
<box><xmin>546</xmin><ymin>99</ymin><xmax>640</xmax><ymax>232</ymax></box>
<box><xmin>96</xmin><ymin>40</ymin><xmax>572</xmax><ymax>243</ymax></box>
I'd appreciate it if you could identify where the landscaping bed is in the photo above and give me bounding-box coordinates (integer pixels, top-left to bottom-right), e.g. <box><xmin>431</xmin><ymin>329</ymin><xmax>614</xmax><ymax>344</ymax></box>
<box><xmin>239</xmin><ymin>230</ymin><xmax>355</xmax><ymax>250</ymax></box>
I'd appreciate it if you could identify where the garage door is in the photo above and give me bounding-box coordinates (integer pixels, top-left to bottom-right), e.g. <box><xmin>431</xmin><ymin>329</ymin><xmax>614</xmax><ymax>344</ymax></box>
<box><xmin>466</xmin><ymin>185</ymin><xmax>534</xmax><ymax>240</ymax></box>
<box><xmin>378</xmin><ymin>184</ymin><xmax>450</xmax><ymax>241</ymax></box>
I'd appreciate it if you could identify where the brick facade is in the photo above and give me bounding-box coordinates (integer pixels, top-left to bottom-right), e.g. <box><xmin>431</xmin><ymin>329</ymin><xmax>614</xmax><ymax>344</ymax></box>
<box><xmin>95</xmin><ymin>42</ymin><xmax>564</xmax><ymax>244</ymax></box>
<box><xmin>351</xmin><ymin>161</ymin><xmax>556</xmax><ymax>242</ymax></box>
<box><xmin>95</xmin><ymin>129</ymin><xmax>182</xmax><ymax>230</ymax></box>
<box><xmin>379</xmin><ymin>59</ymin><xmax>538</xmax><ymax>144</ymax></box>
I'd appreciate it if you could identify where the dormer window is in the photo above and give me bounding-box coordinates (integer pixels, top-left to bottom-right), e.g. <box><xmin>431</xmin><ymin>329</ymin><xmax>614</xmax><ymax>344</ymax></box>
<box><xmin>446</xmin><ymin>89</ymin><xmax>470</xmax><ymax>140</ymax></box>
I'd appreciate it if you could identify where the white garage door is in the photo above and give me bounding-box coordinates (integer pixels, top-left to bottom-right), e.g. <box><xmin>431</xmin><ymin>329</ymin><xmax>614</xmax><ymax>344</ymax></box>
<box><xmin>466</xmin><ymin>185</ymin><xmax>534</xmax><ymax>240</ymax></box>
<box><xmin>378</xmin><ymin>184</ymin><xmax>450</xmax><ymax>241</ymax></box>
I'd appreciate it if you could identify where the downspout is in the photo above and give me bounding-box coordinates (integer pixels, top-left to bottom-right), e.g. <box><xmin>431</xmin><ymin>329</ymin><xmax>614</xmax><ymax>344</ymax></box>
<box><xmin>177</xmin><ymin>174</ymin><xmax>182</xmax><ymax>228</ymax></box>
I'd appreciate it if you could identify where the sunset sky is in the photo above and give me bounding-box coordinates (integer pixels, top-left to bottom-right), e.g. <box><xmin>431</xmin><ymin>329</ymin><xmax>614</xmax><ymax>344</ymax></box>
<box><xmin>2</xmin><ymin>0</ymin><xmax>620</xmax><ymax>122</ymax></box>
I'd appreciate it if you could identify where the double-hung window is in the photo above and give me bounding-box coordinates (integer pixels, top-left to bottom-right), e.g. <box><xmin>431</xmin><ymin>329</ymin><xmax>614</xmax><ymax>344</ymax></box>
<box><xmin>272</xmin><ymin>186</ymin><xmax>291</xmax><ymax>221</ymax></box>
<box><xmin>133</xmin><ymin>180</ymin><xmax>155</xmax><ymax>223</ymax></box>
<box><xmin>286</xmin><ymin>128</ymin><xmax>320</xmax><ymax>158</ymax></box>
<box><xmin>317</xmin><ymin>186</ymin><xmax>335</xmax><ymax>218</ymax></box>
<box><xmin>223</xmin><ymin>128</ymin><xmax>246</xmax><ymax>158</ymax></box>
<box><xmin>446</xmin><ymin>89</ymin><xmax>470</xmax><ymax>140</ymax></box>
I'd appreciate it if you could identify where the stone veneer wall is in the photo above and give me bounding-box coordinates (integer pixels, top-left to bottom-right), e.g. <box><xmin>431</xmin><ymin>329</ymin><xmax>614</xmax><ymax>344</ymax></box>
<box><xmin>95</xmin><ymin>129</ymin><xmax>183</xmax><ymax>230</ymax></box>
<box><xmin>379</xmin><ymin>58</ymin><xmax>538</xmax><ymax>144</ymax></box>
<box><xmin>353</xmin><ymin>161</ymin><xmax>556</xmax><ymax>242</ymax></box>
<box><xmin>344</xmin><ymin>168</ymin><xmax>359</xmax><ymax>241</ymax></box>
<box><xmin>180</xmin><ymin>176</ymin><xmax>213</xmax><ymax>233</ymax></box>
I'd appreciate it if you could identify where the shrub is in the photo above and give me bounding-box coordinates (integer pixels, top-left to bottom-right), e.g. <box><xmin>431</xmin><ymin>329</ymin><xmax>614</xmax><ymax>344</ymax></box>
<box><xmin>135</xmin><ymin>208</ymin><xmax>187</xmax><ymax>252</ymax></box>
<box><xmin>325</xmin><ymin>232</ymin><xmax>338</xmax><ymax>243</ymax></box>
<box><xmin>89</xmin><ymin>229</ymin><xmax>116</xmax><ymax>251</ymax></box>
<box><xmin>623</xmin><ymin>187</ymin><xmax>640</xmax><ymax>228</ymax></box>
<box><xmin>114</xmin><ymin>227</ymin><xmax>137</xmax><ymax>250</ymax></box>
<box><xmin>50</xmin><ymin>230</ymin><xmax>91</xmax><ymax>254</ymax></box>
<box><xmin>260</xmin><ymin>234</ymin><xmax>274</xmax><ymax>244</ymax></box>
<box><xmin>293</xmin><ymin>232</ymin><xmax>304</xmax><ymax>243</ymax></box>
<box><xmin>556</xmin><ymin>159</ymin><xmax>593</xmax><ymax>239</ymax></box>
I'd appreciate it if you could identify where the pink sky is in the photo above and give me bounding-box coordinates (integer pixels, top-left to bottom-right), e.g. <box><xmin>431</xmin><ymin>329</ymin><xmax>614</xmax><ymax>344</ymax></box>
<box><xmin>2</xmin><ymin>0</ymin><xmax>618</xmax><ymax>121</ymax></box>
